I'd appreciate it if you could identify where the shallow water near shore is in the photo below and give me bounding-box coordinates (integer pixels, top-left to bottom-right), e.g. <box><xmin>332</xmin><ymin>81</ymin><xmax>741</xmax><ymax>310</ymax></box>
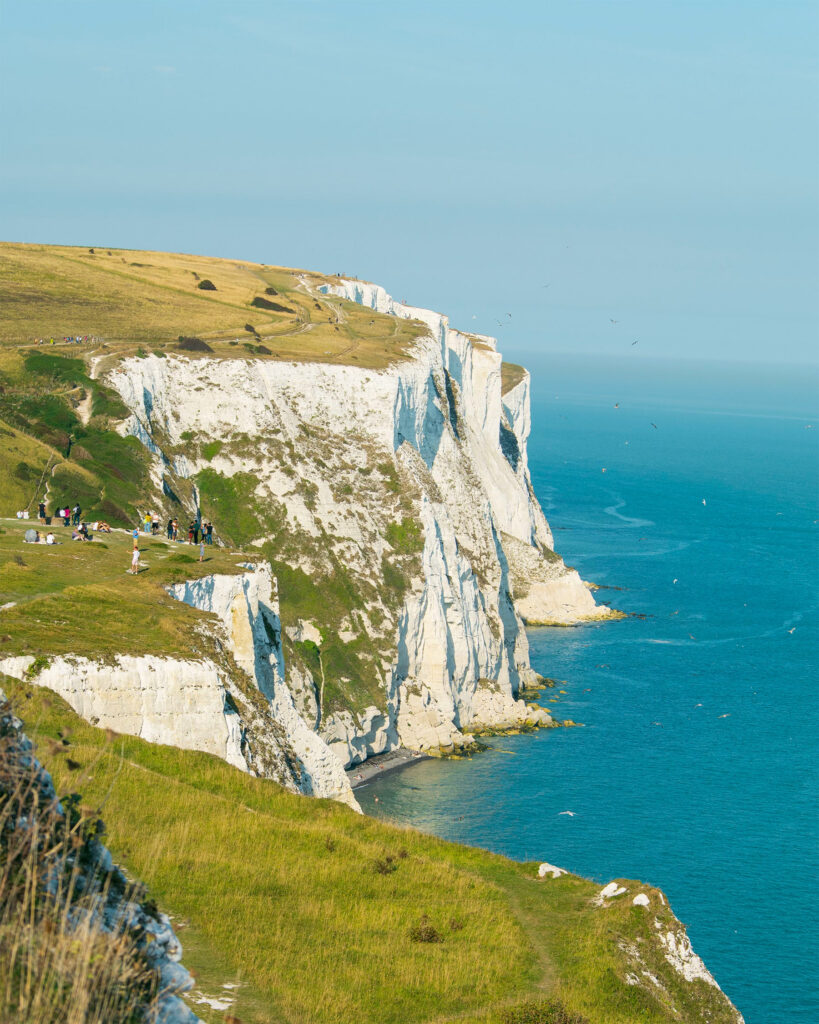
<box><xmin>358</xmin><ymin>357</ymin><xmax>819</xmax><ymax>1024</ymax></box>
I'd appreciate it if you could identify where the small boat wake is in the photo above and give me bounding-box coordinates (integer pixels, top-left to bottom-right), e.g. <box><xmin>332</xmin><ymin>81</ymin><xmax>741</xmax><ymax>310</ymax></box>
<box><xmin>604</xmin><ymin>497</ymin><xmax>655</xmax><ymax>529</ymax></box>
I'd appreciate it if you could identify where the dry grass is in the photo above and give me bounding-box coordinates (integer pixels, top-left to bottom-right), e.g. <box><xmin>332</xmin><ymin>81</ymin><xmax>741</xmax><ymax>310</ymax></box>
<box><xmin>501</xmin><ymin>362</ymin><xmax>527</xmax><ymax>396</ymax></box>
<box><xmin>0</xmin><ymin>242</ymin><xmax>427</xmax><ymax>370</ymax></box>
<box><xmin>0</xmin><ymin>700</ymin><xmax>159</xmax><ymax>1024</ymax></box>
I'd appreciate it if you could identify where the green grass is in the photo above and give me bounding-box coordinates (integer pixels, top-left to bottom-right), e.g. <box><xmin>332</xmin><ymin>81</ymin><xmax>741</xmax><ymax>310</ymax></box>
<box><xmin>0</xmin><ymin>519</ymin><xmax>250</xmax><ymax>662</ymax></box>
<box><xmin>0</xmin><ymin>678</ymin><xmax>741</xmax><ymax>1024</ymax></box>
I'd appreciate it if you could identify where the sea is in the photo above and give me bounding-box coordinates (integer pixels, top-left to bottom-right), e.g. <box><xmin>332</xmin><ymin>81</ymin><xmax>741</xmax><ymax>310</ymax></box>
<box><xmin>357</xmin><ymin>355</ymin><xmax>819</xmax><ymax>1024</ymax></box>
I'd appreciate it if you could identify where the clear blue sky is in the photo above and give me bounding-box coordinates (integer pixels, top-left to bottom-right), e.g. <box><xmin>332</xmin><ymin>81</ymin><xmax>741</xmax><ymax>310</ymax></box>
<box><xmin>1</xmin><ymin>1</ymin><xmax>816</xmax><ymax>364</ymax></box>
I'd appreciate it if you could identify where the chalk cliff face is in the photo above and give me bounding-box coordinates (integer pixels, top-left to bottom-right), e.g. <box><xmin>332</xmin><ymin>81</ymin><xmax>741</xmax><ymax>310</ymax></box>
<box><xmin>4</xmin><ymin>278</ymin><xmax>615</xmax><ymax>802</ymax></box>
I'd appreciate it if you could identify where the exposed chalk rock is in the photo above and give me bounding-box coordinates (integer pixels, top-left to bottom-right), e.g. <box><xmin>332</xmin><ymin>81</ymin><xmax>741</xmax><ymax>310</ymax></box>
<box><xmin>538</xmin><ymin>862</ymin><xmax>566</xmax><ymax>879</ymax></box>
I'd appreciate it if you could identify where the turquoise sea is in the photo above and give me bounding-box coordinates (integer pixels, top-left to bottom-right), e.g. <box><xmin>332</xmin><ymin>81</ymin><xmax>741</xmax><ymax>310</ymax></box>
<box><xmin>358</xmin><ymin>356</ymin><xmax>819</xmax><ymax>1024</ymax></box>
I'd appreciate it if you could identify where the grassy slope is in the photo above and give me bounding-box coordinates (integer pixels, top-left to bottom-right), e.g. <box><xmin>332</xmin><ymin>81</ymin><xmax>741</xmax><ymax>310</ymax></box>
<box><xmin>0</xmin><ymin>242</ymin><xmax>426</xmax><ymax>369</ymax></box>
<box><xmin>0</xmin><ymin>519</ymin><xmax>251</xmax><ymax>661</ymax></box>
<box><xmin>0</xmin><ymin>678</ymin><xmax>738</xmax><ymax>1024</ymax></box>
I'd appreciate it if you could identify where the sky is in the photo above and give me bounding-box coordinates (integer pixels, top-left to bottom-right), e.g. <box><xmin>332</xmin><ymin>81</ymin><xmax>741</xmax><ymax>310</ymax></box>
<box><xmin>1</xmin><ymin>0</ymin><xmax>817</xmax><ymax>365</ymax></box>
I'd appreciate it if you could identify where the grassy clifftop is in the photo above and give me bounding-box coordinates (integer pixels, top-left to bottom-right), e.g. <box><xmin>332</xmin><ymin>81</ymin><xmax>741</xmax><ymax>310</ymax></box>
<box><xmin>1</xmin><ymin>677</ymin><xmax>741</xmax><ymax>1024</ymax></box>
<box><xmin>0</xmin><ymin>241</ymin><xmax>426</xmax><ymax>368</ymax></box>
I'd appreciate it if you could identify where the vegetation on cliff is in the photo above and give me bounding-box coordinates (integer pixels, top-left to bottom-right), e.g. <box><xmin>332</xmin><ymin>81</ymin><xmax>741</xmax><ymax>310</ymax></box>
<box><xmin>1</xmin><ymin>678</ymin><xmax>742</xmax><ymax>1024</ymax></box>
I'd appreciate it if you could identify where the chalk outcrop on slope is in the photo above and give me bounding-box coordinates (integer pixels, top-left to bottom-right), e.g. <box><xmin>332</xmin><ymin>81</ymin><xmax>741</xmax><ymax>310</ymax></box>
<box><xmin>1</xmin><ymin>274</ymin><xmax>616</xmax><ymax>787</ymax></box>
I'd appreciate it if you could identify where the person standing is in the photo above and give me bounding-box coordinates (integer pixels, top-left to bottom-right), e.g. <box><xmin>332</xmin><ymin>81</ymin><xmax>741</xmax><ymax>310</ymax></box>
<box><xmin>172</xmin><ymin>518</ymin><xmax>178</xmax><ymax>541</ymax></box>
<box><xmin>72</xmin><ymin>503</ymin><xmax>81</xmax><ymax>526</ymax></box>
<box><xmin>193</xmin><ymin>521</ymin><xmax>199</xmax><ymax>545</ymax></box>
<box><xmin>38</xmin><ymin>500</ymin><xmax>46</xmax><ymax>522</ymax></box>
<box><xmin>166</xmin><ymin>518</ymin><xmax>174</xmax><ymax>540</ymax></box>
<box><xmin>205</xmin><ymin>521</ymin><xmax>213</xmax><ymax>545</ymax></box>
<box><xmin>152</xmin><ymin>513</ymin><xmax>159</xmax><ymax>535</ymax></box>
<box><xmin>129</xmin><ymin>544</ymin><xmax>140</xmax><ymax>575</ymax></box>
<box><xmin>199</xmin><ymin>538</ymin><xmax>205</xmax><ymax>563</ymax></box>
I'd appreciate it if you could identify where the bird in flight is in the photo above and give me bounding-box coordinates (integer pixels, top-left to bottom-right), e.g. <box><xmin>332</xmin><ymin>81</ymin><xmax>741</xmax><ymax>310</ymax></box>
<box><xmin>558</xmin><ymin>811</ymin><xmax>576</xmax><ymax>816</ymax></box>
<box><xmin>702</xmin><ymin>499</ymin><xmax>707</xmax><ymax>506</ymax></box>
<box><xmin>788</xmin><ymin>627</ymin><xmax>796</xmax><ymax>634</ymax></box>
<box><xmin>610</xmin><ymin>318</ymin><xmax>619</xmax><ymax>324</ymax></box>
<box><xmin>631</xmin><ymin>339</ymin><xmax>639</xmax><ymax>346</ymax></box>
<box><xmin>718</xmin><ymin>714</ymin><xmax>731</xmax><ymax>719</ymax></box>
<box><xmin>651</xmin><ymin>423</ymin><xmax>658</xmax><ymax>429</ymax></box>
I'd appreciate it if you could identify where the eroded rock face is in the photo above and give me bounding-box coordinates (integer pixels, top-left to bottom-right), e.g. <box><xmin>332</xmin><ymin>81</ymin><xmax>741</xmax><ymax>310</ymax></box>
<box><xmin>0</xmin><ymin>654</ymin><xmax>247</xmax><ymax>769</ymax></box>
<box><xmin>93</xmin><ymin>277</ymin><xmax>617</xmax><ymax>777</ymax></box>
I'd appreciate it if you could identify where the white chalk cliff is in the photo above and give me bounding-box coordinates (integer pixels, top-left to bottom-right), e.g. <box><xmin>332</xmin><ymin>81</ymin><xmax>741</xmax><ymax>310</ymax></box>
<box><xmin>3</xmin><ymin>278</ymin><xmax>617</xmax><ymax>803</ymax></box>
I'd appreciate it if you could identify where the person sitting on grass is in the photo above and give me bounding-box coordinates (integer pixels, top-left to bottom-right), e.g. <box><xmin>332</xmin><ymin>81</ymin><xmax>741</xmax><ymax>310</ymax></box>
<box><xmin>45</xmin><ymin>531</ymin><xmax>55</xmax><ymax>544</ymax></box>
<box><xmin>79</xmin><ymin>522</ymin><xmax>90</xmax><ymax>541</ymax></box>
<box><xmin>96</xmin><ymin>521</ymin><xmax>111</xmax><ymax>533</ymax></box>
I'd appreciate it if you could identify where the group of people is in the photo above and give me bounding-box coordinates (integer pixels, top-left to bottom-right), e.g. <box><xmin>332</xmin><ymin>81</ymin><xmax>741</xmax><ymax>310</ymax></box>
<box><xmin>163</xmin><ymin>517</ymin><xmax>214</xmax><ymax>545</ymax></box>
<box><xmin>36</xmin><ymin>500</ymin><xmax>112</xmax><ymax>540</ymax></box>
<box><xmin>129</xmin><ymin>514</ymin><xmax>214</xmax><ymax>574</ymax></box>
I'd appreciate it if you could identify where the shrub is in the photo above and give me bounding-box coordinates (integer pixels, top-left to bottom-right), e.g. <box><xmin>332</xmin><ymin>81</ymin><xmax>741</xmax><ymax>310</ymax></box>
<box><xmin>373</xmin><ymin>855</ymin><xmax>398</xmax><ymax>875</ymax></box>
<box><xmin>500</xmin><ymin>999</ymin><xmax>591</xmax><ymax>1024</ymax></box>
<box><xmin>264</xmin><ymin>286</ymin><xmax>278</xmax><ymax>295</ymax></box>
<box><xmin>250</xmin><ymin>296</ymin><xmax>295</xmax><ymax>314</ymax></box>
<box><xmin>197</xmin><ymin>279</ymin><xmax>217</xmax><ymax>291</ymax></box>
<box><xmin>177</xmin><ymin>336</ymin><xmax>213</xmax><ymax>352</ymax></box>
<box><xmin>244</xmin><ymin>323</ymin><xmax>258</xmax><ymax>335</ymax></box>
<box><xmin>409</xmin><ymin>915</ymin><xmax>443</xmax><ymax>943</ymax></box>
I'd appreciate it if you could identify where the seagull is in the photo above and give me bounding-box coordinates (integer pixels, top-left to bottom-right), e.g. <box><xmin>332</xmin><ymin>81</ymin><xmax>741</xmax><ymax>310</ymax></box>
<box><xmin>671</xmin><ymin>610</ymin><xmax>679</xmax><ymax>615</ymax></box>
<box><xmin>558</xmin><ymin>811</ymin><xmax>576</xmax><ymax>816</ymax></box>
<box><xmin>788</xmin><ymin>627</ymin><xmax>796</xmax><ymax>634</ymax></box>
<box><xmin>694</xmin><ymin>703</ymin><xmax>703</xmax><ymax>707</ymax></box>
<box><xmin>702</xmin><ymin>499</ymin><xmax>707</xmax><ymax>506</ymax></box>
<box><xmin>507</xmin><ymin>312</ymin><xmax>512</xmax><ymax>318</ymax></box>
<box><xmin>651</xmin><ymin>422</ymin><xmax>658</xmax><ymax>429</ymax></box>
<box><xmin>610</xmin><ymin>318</ymin><xmax>619</xmax><ymax>324</ymax></box>
<box><xmin>614</xmin><ymin>402</ymin><xmax>620</xmax><ymax>408</ymax></box>
<box><xmin>601</xmin><ymin>467</ymin><xmax>607</xmax><ymax>473</ymax></box>
<box><xmin>631</xmin><ymin>339</ymin><xmax>639</xmax><ymax>346</ymax></box>
<box><xmin>718</xmin><ymin>713</ymin><xmax>731</xmax><ymax>719</ymax></box>
<box><xmin>688</xmin><ymin>633</ymin><xmax>696</xmax><ymax>640</ymax></box>
<box><xmin>673</xmin><ymin>578</ymin><xmax>678</xmax><ymax>584</ymax></box>
<box><xmin>651</xmin><ymin>721</ymin><xmax>663</xmax><ymax>727</ymax></box>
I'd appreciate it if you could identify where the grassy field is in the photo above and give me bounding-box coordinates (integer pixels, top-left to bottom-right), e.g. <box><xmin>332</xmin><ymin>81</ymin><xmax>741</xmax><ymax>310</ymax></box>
<box><xmin>0</xmin><ymin>677</ymin><xmax>740</xmax><ymax>1024</ymax></box>
<box><xmin>0</xmin><ymin>242</ymin><xmax>427</xmax><ymax>369</ymax></box>
<box><xmin>0</xmin><ymin>518</ymin><xmax>251</xmax><ymax>662</ymax></box>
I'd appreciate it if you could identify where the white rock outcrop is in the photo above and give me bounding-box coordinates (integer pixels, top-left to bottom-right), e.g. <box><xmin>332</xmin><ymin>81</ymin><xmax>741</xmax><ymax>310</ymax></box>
<box><xmin>82</xmin><ymin>276</ymin><xmax>618</xmax><ymax>776</ymax></box>
<box><xmin>0</xmin><ymin>654</ymin><xmax>247</xmax><ymax>769</ymax></box>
